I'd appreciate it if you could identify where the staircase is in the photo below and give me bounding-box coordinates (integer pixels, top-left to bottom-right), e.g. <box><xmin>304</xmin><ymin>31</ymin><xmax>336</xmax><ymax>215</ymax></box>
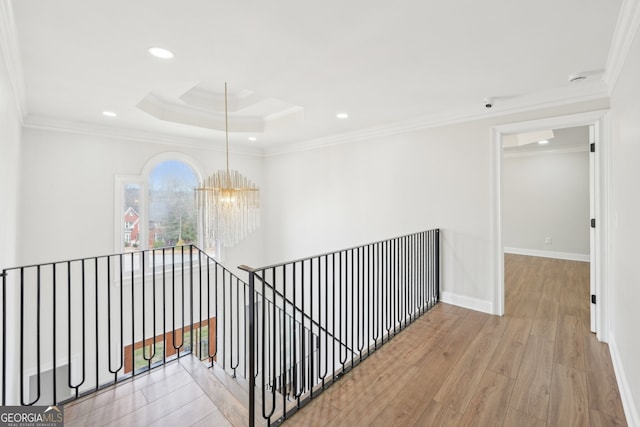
<box><xmin>1</xmin><ymin>229</ymin><xmax>440</xmax><ymax>426</ymax></box>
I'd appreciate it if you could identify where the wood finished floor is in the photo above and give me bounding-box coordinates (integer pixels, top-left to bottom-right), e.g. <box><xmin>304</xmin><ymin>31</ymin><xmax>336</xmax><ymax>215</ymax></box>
<box><xmin>287</xmin><ymin>255</ymin><xmax>627</xmax><ymax>427</ymax></box>
<box><xmin>62</xmin><ymin>255</ymin><xmax>627</xmax><ymax>426</ymax></box>
<box><xmin>63</xmin><ymin>356</ymin><xmax>237</xmax><ymax>427</ymax></box>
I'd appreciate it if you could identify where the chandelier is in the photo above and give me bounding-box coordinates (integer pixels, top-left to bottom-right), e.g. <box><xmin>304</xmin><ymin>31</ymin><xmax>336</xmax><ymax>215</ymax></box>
<box><xmin>195</xmin><ymin>83</ymin><xmax>260</xmax><ymax>248</ymax></box>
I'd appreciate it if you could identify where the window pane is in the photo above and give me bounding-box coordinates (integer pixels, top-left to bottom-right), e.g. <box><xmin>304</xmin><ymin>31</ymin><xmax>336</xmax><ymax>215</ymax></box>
<box><xmin>148</xmin><ymin>161</ymin><xmax>198</xmax><ymax>247</ymax></box>
<box><xmin>123</xmin><ymin>183</ymin><xmax>141</xmax><ymax>252</ymax></box>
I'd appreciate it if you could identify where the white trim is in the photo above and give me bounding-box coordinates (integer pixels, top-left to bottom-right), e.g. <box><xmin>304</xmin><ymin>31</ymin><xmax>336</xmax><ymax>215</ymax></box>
<box><xmin>609</xmin><ymin>333</ymin><xmax>640</xmax><ymax>427</ymax></box>
<box><xmin>598</xmin><ymin>113</ymin><xmax>611</xmax><ymax>343</ymax></box>
<box><xmin>503</xmin><ymin>247</ymin><xmax>589</xmax><ymax>262</ymax></box>
<box><xmin>21</xmin><ymin>93</ymin><xmax>608</xmax><ymax>159</ymax></box>
<box><xmin>493</xmin><ymin>110</ymin><xmax>609</xmax><ymax>135</ymax></box>
<box><xmin>491</xmin><ymin>110</ymin><xmax>609</xmax><ymax>341</ymax></box>
<box><xmin>23</xmin><ymin>115</ymin><xmax>264</xmax><ymax>157</ymax></box>
<box><xmin>0</xmin><ymin>0</ymin><xmax>27</xmax><ymax>121</ymax></box>
<box><xmin>440</xmin><ymin>291</ymin><xmax>493</xmax><ymax>314</ymax></box>
<box><xmin>264</xmin><ymin>92</ymin><xmax>608</xmax><ymax>157</ymax></box>
<box><xmin>604</xmin><ymin>0</ymin><xmax>640</xmax><ymax>93</ymax></box>
<box><xmin>490</xmin><ymin>126</ymin><xmax>504</xmax><ymax>316</ymax></box>
<box><xmin>114</xmin><ymin>153</ymin><xmax>206</xmax><ymax>253</ymax></box>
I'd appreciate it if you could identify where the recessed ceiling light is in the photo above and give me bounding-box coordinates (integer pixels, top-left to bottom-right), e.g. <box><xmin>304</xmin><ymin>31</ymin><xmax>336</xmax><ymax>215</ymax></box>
<box><xmin>102</xmin><ymin>111</ymin><xmax>117</xmax><ymax>117</ymax></box>
<box><xmin>538</xmin><ymin>139</ymin><xmax>549</xmax><ymax>145</ymax></box>
<box><xmin>248</xmin><ymin>137</ymin><xmax>257</xmax><ymax>142</ymax></box>
<box><xmin>148</xmin><ymin>47</ymin><xmax>174</xmax><ymax>59</ymax></box>
<box><xmin>336</xmin><ymin>113</ymin><xmax>349</xmax><ymax>119</ymax></box>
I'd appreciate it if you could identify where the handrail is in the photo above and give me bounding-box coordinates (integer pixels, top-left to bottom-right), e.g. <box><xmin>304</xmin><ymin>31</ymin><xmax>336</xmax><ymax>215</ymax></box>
<box><xmin>2</xmin><ymin>227</ymin><xmax>441</xmax><ymax>427</ymax></box>
<box><xmin>1</xmin><ymin>244</ymin><xmax>252</xmax><ymax>405</ymax></box>
<box><xmin>240</xmin><ymin>228</ymin><xmax>440</xmax><ymax>427</ymax></box>
<box><xmin>251</xmin><ymin>271</ymin><xmax>355</xmax><ymax>355</ymax></box>
<box><xmin>1</xmin><ymin>243</ymin><xmax>340</xmax><ymax>409</ymax></box>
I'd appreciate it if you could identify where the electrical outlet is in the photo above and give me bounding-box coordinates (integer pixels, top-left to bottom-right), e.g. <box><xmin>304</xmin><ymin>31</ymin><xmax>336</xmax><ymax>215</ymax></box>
<box><xmin>545</xmin><ymin>236</ymin><xmax>552</xmax><ymax>245</ymax></box>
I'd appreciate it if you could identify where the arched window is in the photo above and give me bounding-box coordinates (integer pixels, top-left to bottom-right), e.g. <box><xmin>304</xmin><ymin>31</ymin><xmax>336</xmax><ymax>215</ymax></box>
<box><xmin>115</xmin><ymin>154</ymin><xmax>201</xmax><ymax>254</ymax></box>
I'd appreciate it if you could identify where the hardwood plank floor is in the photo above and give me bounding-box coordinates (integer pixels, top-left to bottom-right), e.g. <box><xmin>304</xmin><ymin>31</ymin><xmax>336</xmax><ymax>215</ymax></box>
<box><xmin>62</xmin><ymin>255</ymin><xmax>627</xmax><ymax>426</ymax></box>
<box><xmin>63</xmin><ymin>357</ymin><xmax>235</xmax><ymax>427</ymax></box>
<box><xmin>287</xmin><ymin>255</ymin><xmax>628</xmax><ymax>426</ymax></box>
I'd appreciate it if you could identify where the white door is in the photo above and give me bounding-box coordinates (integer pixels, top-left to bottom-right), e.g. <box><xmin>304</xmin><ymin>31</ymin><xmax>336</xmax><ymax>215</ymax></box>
<box><xmin>589</xmin><ymin>124</ymin><xmax>596</xmax><ymax>333</ymax></box>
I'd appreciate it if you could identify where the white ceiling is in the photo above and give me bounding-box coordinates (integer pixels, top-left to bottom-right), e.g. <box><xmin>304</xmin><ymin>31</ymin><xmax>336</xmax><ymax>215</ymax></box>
<box><xmin>6</xmin><ymin>0</ymin><xmax>622</xmax><ymax>153</ymax></box>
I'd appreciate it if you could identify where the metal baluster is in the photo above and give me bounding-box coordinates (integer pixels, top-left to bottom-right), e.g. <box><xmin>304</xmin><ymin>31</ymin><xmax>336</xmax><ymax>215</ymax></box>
<box><xmin>197</xmin><ymin>248</ymin><xmax>203</xmax><ymax>361</ymax></box>
<box><xmin>21</xmin><ymin>267</ymin><xmax>40</xmax><ymax>405</ymax></box>
<box><xmin>222</xmin><ymin>264</ymin><xmax>226</xmax><ymax>369</ymax></box>
<box><xmin>350</xmin><ymin>249</ymin><xmax>355</xmax><ymax>365</ymax></box>
<box><xmin>307</xmin><ymin>259</ymin><xmax>312</xmax><ymax>395</ymax></box>
<box><xmin>130</xmin><ymin>253</ymin><xmax>136</xmax><ymax>374</ymax></box>
<box><xmin>292</xmin><ymin>262</ymin><xmax>299</xmax><ymax>400</ymax></box>
<box><xmin>268</xmin><ymin>267</ymin><xmax>277</xmax><ymax>422</ymax></box>
<box><xmin>436</xmin><ymin>230</ymin><xmax>440</xmax><ymax>302</ymax></box>
<box><xmin>331</xmin><ymin>253</ymin><xmax>337</xmax><ymax>382</ymax></box>
<box><xmin>161</xmin><ymin>249</ymin><xmax>167</xmax><ymax>366</ymax></box>
<box><xmin>209</xmin><ymin>256</ymin><xmax>217</xmax><ymax>362</ymax></box>
<box><xmin>281</xmin><ymin>265</ymin><xmax>287</xmax><ymax>415</ymax></box>
<box><xmin>1</xmin><ymin>269</ymin><xmax>6</xmax><ymax>405</ymax></box>
<box><xmin>321</xmin><ymin>254</ymin><xmax>328</xmax><ymax>386</ymax></box>
<box><xmin>357</xmin><ymin>247</ymin><xmax>364</xmax><ymax>357</ymax></box>
<box><xmin>51</xmin><ymin>265</ymin><xmax>56</xmax><ymax>404</ymax></box>
<box><xmin>339</xmin><ymin>252</ymin><xmax>346</xmax><ymax>370</ymax></box>
<box><xmin>187</xmin><ymin>246</ymin><xmax>194</xmax><ymax>359</ymax></box>
<box><xmin>232</xmin><ymin>277</ymin><xmax>241</xmax><ymax>376</ymax></box>
<box><xmin>142</xmin><ymin>252</ymin><xmax>149</xmax><ymax>370</ymax></box>
<box><xmin>247</xmin><ymin>269</ymin><xmax>255</xmax><ymax>427</ymax></box>
<box><xmin>94</xmin><ymin>258</ymin><xmax>99</xmax><ymax>389</ymax></box>
<box><xmin>107</xmin><ymin>258</ymin><xmax>115</xmax><ymax>380</ymax></box>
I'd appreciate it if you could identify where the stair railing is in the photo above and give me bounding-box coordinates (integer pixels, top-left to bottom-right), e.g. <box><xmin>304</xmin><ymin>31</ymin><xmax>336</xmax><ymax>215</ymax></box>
<box><xmin>240</xmin><ymin>228</ymin><xmax>440</xmax><ymax>427</ymax></box>
<box><xmin>0</xmin><ymin>245</ymin><xmax>252</xmax><ymax>406</ymax></box>
<box><xmin>2</xmin><ymin>227</ymin><xmax>440</xmax><ymax>427</ymax></box>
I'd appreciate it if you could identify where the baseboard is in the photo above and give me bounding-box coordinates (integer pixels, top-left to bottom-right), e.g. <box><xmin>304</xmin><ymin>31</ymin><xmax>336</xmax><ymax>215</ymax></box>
<box><xmin>503</xmin><ymin>247</ymin><xmax>590</xmax><ymax>262</ymax></box>
<box><xmin>609</xmin><ymin>333</ymin><xmax>640</xmax><ymax>427</ymax></box>
<box><xmin>439</xmin><ymin>291</ymin><xmax>493</xmax><ymax>314</ymax></box>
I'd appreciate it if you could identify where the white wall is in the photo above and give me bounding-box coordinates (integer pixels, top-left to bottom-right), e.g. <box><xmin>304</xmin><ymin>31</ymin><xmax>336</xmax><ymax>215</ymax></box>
<box><xmin>0</xmin><ymin>39</ymin><xmax>21</xmax><ymax>270</ymax></box>
<box><xmin>502</xmin><ymin>136</ymin><xmax>590</xmax><ymax>259</ymax></box>
<box><xmin>609</xmin><ymin>17</ymin><xmax>640</xmax><ymax>426</ymax></box>
<box><xmin>17</xmin><ymin>128</ymin><xmax>266</xmax><ymax>277</ymax></box>
<box><xmin>0</xmin><ymin>26</ymin><xmax>23</xmax><ymax>404</ymax></box>
<box><xmin>262</xmin><ymin>99</ymin><xmax>608</xmax><ymax>313</ymax></box>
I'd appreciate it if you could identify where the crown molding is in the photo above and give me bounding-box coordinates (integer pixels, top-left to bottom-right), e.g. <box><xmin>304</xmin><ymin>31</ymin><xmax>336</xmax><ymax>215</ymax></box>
<box><xmin>0</xmin><ymin>0</ymin><xmax>27</xmax><ymax>122</ymax></box>
<box><xmin>263</xmin><ymin>86</ymin><xmax>609</xmax><ymax>157</ymax></box>
<box><xmin>22</xmin><ymin>83</ymin><xmax>607</xmax><ymax>160</ymax></box>
<box><xmin>604</xmin><ymin>0</ymin><xmax>640</xmax><ymax>93</ymax></box>
<box><xmin>22</xmin><ymin>115</ymin><xmax>265</xmax><ymax>157</ymax></box>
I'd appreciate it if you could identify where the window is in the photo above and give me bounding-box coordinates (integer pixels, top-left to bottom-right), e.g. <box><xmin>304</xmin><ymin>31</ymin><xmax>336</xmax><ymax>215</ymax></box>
<box><xmin>116</xmin><ymin>155</ymin><xmax>201</xmax><ymax>254</ymax></box>
<box><xmin>148</xmin><ymin>160</ymin><xmax>198</xmax><ymax>248</ymax></box>
<box><xmin>122</xmin><ymin>184</ymin><xmax>141</xmax><ymax>250</ymax></box>
<box><xmin>123</xmin><ymin>318</ymin><xmax>216</xmax><ymax>373</ymax></box>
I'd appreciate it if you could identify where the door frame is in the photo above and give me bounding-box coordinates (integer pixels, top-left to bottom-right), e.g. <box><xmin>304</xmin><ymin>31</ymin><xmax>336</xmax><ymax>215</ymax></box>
<box><xmin>491</xmin><ymin>109</ymin><xmax>610</xmax><ymax>342</ymax></box>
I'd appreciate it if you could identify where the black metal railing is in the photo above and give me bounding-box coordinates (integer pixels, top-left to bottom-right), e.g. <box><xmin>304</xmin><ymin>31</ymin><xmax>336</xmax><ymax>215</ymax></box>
<box><xmin>0</xmin><ymin>245</ymin><xmax>252</xmax><ymax>406</ymax></box>
<box><xmin>1</xmin><ymin>228</ymin><xmax>440</xmax><ymax>427</ymax></box>
<box><xmin>240</xmin><ymin>228</ymin><xmax>440</xmax><ymax>426</ymax></box>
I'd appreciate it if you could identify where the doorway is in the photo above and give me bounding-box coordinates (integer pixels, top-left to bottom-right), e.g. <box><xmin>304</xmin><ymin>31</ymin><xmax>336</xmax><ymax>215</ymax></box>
<box><xmin>491</xmin><ymin>110</ymin><xmax>609</xmax><ymax>342</ymax></box>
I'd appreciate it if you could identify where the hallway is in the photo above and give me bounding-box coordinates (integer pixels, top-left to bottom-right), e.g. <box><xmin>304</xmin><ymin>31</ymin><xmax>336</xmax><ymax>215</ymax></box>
<box><xmin>286</xmin><ymin>255</ymin><xmax>626</xmax><ymax>426</ymax></box>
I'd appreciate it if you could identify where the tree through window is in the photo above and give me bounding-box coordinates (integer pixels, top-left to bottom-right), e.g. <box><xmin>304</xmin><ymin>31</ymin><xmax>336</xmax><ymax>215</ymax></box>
<box><xmin>148</xmin><ymin>160</ymin><xmax>198</xmax><ymax>248</ymax></box>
